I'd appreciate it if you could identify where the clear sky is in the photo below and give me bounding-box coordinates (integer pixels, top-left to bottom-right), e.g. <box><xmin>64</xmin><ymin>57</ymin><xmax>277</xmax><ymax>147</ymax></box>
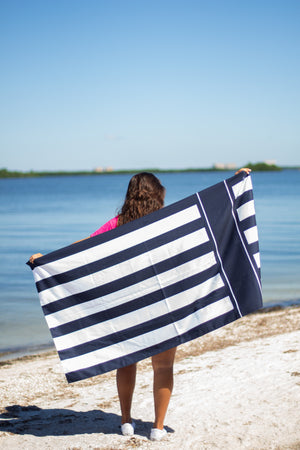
<box><xmin>1</xmin><ymin>0</ymin><xmax>299</xmax><ymax>171</ymax></box>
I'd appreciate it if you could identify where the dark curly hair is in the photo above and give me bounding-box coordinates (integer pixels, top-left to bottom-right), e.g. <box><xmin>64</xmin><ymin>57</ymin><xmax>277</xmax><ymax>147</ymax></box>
<box><xmin>117</xmin><ymin>172</ymin><xmax>165</xmax><ymax>226</ymax></box>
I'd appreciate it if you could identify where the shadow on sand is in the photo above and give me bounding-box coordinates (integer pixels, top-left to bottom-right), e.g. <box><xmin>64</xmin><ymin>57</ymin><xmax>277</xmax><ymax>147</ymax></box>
<box><xmin>0</xmin><ymin>405</ymin><xmax>174</xmax><ymax>438</ymax></box>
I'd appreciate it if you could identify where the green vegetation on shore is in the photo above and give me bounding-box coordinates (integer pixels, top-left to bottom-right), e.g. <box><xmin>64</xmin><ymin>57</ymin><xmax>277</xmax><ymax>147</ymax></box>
<box><xmin>245</xmin><ymin>162</ymin><xmax>282</xmax><ymax>171</ymax></box>
<box><xmin>0</xmin><ymin>162</ymin><xmax>293</xmax><ymax>179</ymax></box>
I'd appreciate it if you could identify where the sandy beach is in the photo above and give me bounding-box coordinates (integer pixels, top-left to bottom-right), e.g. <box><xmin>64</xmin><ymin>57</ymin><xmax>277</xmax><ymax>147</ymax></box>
<box><xmin>0</xmin><ymin>306</ymin><xmax>299</xmax><ymax>449</ymax></box>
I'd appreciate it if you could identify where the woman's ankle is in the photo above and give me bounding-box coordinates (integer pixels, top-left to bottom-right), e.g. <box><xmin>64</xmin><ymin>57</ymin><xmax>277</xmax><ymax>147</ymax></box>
<box><xmin>153</xmin><ymin>421</ymin><xmax>164</xmax><ymax>430</ymax></box>
<box><xmin>121</xmin><ymin>416</ymin><xmax>132</xmax><ymax>424</ymax></box>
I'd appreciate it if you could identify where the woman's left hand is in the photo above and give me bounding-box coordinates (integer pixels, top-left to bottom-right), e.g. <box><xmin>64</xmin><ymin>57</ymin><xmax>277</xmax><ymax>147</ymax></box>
<box><xmin>235</xmin><ymin>167</ymin><xmax>252</xmax><ymax>175</ymax></box>
<box><xmin>29</xmin><ymin>253</ymin><xmax>43</xmax><ymax>264</ymax></box>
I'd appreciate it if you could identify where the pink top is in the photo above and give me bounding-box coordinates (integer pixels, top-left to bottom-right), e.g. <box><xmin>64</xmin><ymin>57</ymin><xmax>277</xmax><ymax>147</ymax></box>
<box><xmin>90</xmin><ymin>216</ymin><xmax>119</xmax><ymax>237</ymax></box>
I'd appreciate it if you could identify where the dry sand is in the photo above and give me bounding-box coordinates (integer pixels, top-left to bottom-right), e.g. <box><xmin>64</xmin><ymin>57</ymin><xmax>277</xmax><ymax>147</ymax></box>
<box><xmin>0</xmin><ymin>306</ymin><xmax>299</xmax><ymax>449</ymax></box>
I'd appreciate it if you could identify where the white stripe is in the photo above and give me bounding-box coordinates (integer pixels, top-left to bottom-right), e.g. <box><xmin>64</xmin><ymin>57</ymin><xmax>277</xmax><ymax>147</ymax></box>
<box><xmin>232</xmin><ymin>176</ymin><xmax>253</xmax><ymax>199</ymax></box>
<box><xmin>54</xmin><ymin>273</ymin><xmax>225</xmax><ymax>351</ymax></box>
<box><xmin>253</xmin><ymin>252</ymin><xmax>261</xmax><ymax>269</ymax></box>
<box><xmin>237</xmin><ymin>200</ymin><xmax>255</xmax><ymax>222</ymax></box>
<box><xmin>45</xmin><ymin>251</ymin><xmax>217</xmax><ymax>329</ymax></box>
<box><xmin>244</xmin><ymin>226</ymin><xmax>258</xmax><ymax>245</ymax></box>
<box><xmin>33</xmin><ymin>205</ymin><xmax>201</xmax><ymax>281</ymax></box>
<box><xmin>61</xmin><ymin>296</ymin><xmax>233</xmax><ymax>374</ymax></box>
<box><xmin>38</xmin><ymin>227</ymin><xmax>209</xmax><ymax>306</ymax></box>
<box><xmin>174</xmin><ymin>296</ymin><xmax>233</xmax><ymax>334</ymax></box>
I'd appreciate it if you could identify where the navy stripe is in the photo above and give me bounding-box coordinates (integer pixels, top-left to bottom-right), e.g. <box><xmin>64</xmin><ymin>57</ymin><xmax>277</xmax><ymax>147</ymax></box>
<box><xmin>238</xmin><ymin>215</ymin><xmax>257</xmax><ymax>231</ymax></box>
<box><xmin>50</xmin><ymin>261</ymin><xmax>220</xmax><ymax>338</ymax></box>
<box><xmin>43</xmin><ymin>240</ymin><xmax>213</xmax><ymax>316</ymax></box>
<box><xmin>248</xmin><ymin>241</ymin><xmax>260</xmax><ymax>255</ymax></box>
<box><xmin>58</xmin><ymin>287</ymin><xmax>230</xmax><ymax>360</ymax></box>
<box><xmin>36</xmin><ymin>218</ymin><xmax>204</xmax><ymax>292</ymax></box>
<box><xmin>198</xmin><ymin>177</ymin><xmax>262</xmax><ymax>316</ymax></box>
<box><xmin>65</xmin><ymin>308</ymin><xmax>238</xmax><ymax>382</ymax></box>
<box><xmin>32</xmin><ymin>193</ymin><xmax>199</xmax><ymax>268</ymax></box>
<box><xmin>234</xmin><ymin>190</ymin><xmax>253</xmax><ymax>209</ymax></box>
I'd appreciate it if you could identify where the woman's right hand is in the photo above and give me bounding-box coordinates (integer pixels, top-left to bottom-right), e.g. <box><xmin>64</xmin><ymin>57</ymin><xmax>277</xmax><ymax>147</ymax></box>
<box><xmin>235</xmin><ymin>167</ymin><xmax>252</xmax><ymax>175</ymax></box>
<box><xmin>29</xmin><ymin>253</ymin><xmax>43</xmax><ymax>264</ymax></box>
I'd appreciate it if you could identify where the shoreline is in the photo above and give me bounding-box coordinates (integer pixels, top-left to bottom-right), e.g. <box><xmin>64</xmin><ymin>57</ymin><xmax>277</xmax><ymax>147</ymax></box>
<box><xmin>0</xmin><ymin>343</ymin><xmax>54</xmax><ymax>363</ymax></box>
<box><xmin>1</xmin><ymin>303</ymin><xmax>299</xmax><ymax>364</ymax></box>
<box><xmin>0</xmin><ymin>305</ymin><xmax>299</xmax><ymax>449</ymax></box>
<box><xmin>0</xmin><ymin>164</ymin><xmax>292</xmax><ymax>179</ymax></box>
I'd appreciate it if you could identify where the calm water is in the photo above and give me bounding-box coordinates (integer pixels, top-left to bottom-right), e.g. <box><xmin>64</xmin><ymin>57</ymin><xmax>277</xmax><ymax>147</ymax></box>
<box><xmin>0</xmin><ymin>171</ymin><xmax>299</xmax><ymax>356</ymax></box>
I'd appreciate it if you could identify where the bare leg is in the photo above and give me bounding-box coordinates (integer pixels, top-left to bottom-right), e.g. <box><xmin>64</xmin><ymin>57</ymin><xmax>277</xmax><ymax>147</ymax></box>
<box><xmin>152</xmin><ymin>347</ymin><xmax>177</xmax><ymax>429</ymax></box>
<box><xmin>116</xmin><ymin>363</ymin><xmax>137</xmax><ymax>424</ymax></box>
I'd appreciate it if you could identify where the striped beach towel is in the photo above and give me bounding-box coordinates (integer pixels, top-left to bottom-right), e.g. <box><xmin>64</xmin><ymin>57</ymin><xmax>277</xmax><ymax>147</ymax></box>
<box><xmin>28</xmin><ymin>172</ymin><xmax>262</xmax><ymax>383</ymax></box>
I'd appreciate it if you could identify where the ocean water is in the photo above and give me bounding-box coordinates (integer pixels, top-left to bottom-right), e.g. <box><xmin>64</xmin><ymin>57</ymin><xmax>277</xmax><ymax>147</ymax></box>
<box><xmin>0</xmin><ymin>170</ymin><xmax>299</xmax><ymax>356</ymax></box>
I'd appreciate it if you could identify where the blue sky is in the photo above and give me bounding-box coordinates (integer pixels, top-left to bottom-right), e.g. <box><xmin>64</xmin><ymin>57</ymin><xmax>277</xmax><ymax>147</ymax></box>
<box><xmin>1</xmin><ymin>0</ymin><xmax>299</xmax><ymax>171</ymax></box>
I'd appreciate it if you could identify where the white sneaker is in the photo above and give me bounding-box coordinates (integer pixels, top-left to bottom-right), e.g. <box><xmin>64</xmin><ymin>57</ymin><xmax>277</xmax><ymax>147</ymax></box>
<box><xmin>150</xmin><ymin>427</ymin><xmax>167</xmax><ymax>441</ymax></box>
<box><xmin>121</xmin><ymin>421</ymin><xmax>135</xmax><ymax>436</ymax></box>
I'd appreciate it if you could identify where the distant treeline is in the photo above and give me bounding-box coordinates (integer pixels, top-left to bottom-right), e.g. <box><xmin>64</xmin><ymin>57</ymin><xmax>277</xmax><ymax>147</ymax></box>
<box><xmin>245</xmin><ymin>162</ymin><xmax>282</xmax><ymax>171</ymax></box>
<box><xmin>0</xmin><ymin>162</ymin><xmax>294</xmax><ymax>179</ymax></box>
<box><xmin>0</xmin><ymin>168</ymin><xmax>102</xmax><ymax>178</ymax></box>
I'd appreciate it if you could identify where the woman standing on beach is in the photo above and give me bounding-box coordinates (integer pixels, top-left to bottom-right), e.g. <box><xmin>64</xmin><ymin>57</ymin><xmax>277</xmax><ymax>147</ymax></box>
<box><xmin>90</xmin><ymin>172</ymin><xmax>175</xmax><ymax>441</ymax></box>
<box><xmin>29</xmin><ymin>168</ymin><xmax>251</xmax><ymax>441</ymax></box>
<box><xmin>30</xmin><ymin>172</ymin><xmax>176</xmax><ymax>441</ymax></box>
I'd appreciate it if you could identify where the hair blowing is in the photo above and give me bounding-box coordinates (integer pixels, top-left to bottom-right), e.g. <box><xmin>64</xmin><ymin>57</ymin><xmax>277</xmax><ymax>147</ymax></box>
<box><xmin>117</xmin><ymin>172</ymin><xmax>165</xmax><ymax>226</ymax></box>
